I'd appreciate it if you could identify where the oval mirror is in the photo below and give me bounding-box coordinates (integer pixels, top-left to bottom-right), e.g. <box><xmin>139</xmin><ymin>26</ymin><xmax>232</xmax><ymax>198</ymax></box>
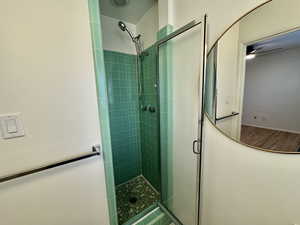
<box><xmin>205</xmin><ymin>0</ymin><xmax>300</xmax><ymax>153</ymax></box>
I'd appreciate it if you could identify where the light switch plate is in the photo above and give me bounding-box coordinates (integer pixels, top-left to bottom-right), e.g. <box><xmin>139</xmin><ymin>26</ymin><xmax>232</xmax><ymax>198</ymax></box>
<box><xmin>0</xmin><ymin>113</ymin><xmax>25</xmax><ymax>139</ymax></box>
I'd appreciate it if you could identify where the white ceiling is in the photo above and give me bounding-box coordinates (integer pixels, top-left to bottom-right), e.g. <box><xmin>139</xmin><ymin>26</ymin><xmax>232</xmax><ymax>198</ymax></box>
<box><xmin>100</xmin><ymin>0</ymin><xmax>155</xmax><ymax>24</ymax></box>
<box><xmin>253</xmin><ymin>30</ymin><xmax>300</xmax><ymax>54</ymax></box>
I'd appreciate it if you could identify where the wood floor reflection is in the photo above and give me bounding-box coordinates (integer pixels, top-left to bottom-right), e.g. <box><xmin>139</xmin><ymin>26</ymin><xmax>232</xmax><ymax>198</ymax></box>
<box><xmin>240</xmin><ymin>125</ymin><xmax>300</xmax><ymax>152</ymax></box>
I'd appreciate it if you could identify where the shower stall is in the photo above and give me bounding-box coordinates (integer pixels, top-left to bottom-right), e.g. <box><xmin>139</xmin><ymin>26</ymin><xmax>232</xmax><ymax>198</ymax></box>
<box><xmin>104</xmin><ymin>20</ymin><xmax>161</xmax><ymax>224</ymax></box>
<box><xmin>98</xmin><ymin>0</ymin><xmax>205</xmax><ymax>224</ymax></box>
<box><xmin>101</xmin><ymin>11</ymin><xmax>163</xmax><ymax>223</ymax></box>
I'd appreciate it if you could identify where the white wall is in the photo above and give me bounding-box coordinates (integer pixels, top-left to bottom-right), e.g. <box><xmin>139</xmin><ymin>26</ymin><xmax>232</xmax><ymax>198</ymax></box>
<box><xmin>136</xmin><ymin>2</ymin><xmax>159</xmax><ymax>49</ymax></box>
<box><xmin>0</xmin><ymin>0</ymin><xmax>109</xmax><ymax>224</ymax></box>
<box><xmin>0</xmin><ymin>159</ymin><xmax>109</xmax><ymax>225</ymax></box>
<box><xmin>202</xmin><ymin>120</ymin><xmax>300</xmax><ymax>225</ymax></box>
<box><xmin>239</xmin><ymin>0</ymin><xmax>300</xmax><ymax>45</ymax></box>
<box><xmin>243</xmin><ymin>47</ymin><xmax>300</xmax><ymax>133</ymax></box>
<box><xmin>158</xmin><ymin>0</ymin><xmax>174</xmax><ymax>29</ymax></box>
<box><xmin>100</xmin><ymin>15</ymin><xmax>137</xmax><ymax>54</ymax></box>
<box><xmin>172</xmin><ymin>0</ymin><xmax>267</xmax><ymax>47</ymax></box>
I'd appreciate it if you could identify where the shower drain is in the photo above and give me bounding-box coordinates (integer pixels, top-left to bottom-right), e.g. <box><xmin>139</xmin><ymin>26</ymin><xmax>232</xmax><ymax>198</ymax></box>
<box><xmin>129</xmin><ymin>196</ymin><xmax>138</xmax><ymax>204</ymax></box>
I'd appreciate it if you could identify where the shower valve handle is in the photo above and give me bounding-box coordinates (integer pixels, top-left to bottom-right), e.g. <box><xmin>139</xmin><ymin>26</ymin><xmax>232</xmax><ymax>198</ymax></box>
<box><xmin>141</xmin><ymin>105</ymin><xmax>156</xmax><ymax>113</ymax></box>
<box><xmin>148</xmin><ymin>106</ymin><xmax>156</xmax><ymax>113</ymax></box>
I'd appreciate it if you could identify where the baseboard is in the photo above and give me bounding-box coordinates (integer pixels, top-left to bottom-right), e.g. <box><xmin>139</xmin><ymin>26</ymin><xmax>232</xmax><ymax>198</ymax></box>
<box><xmin>242</xmin><ymin>123</ymin><xmax>300</xmax><ymax>135</ymax></box>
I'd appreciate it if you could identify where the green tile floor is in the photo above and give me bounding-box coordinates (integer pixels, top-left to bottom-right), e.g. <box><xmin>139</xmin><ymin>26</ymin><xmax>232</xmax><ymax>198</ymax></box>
<box><xmin>116</xmin><ymin>176</ymin><xmax>160</xmax><ymax>224</ymax></box>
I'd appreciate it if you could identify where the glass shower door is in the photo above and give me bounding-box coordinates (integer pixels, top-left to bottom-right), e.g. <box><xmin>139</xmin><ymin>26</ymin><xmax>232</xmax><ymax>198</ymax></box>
<box><xmin>157</xmin><ymin>20</ymin><xmax>205</xmax><ymax>225</ymax></box>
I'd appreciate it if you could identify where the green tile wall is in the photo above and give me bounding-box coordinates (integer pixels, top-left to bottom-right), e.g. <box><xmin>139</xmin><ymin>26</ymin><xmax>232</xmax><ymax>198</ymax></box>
<box><xmin>103</xmin><ymin>47</ymin><xmax>161</xmax><ymax>191</ymax></box>
<box><xmin>140</xmin><ymin>46</ymin><xmax>160</xmax><ymax>191</ymax></box>
<box><xmin>104</xmin><ymin>50</ymin><xmax>142</xmax><ymax>185</ymax></box>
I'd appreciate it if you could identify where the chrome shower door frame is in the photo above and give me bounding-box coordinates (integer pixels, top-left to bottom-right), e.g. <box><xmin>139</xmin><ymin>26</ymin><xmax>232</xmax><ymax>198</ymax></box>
<box><xmin>155</xmin><ymin>15</ymin><xmax>207</xmax><ymax>225</ymax></box>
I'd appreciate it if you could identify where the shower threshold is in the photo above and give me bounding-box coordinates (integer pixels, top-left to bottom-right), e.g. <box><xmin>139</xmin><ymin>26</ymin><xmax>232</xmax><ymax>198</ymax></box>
<box><xmin>116</xmin><ymin>175</ymin><xmax>160</xmax><ymax>224</ymax></box>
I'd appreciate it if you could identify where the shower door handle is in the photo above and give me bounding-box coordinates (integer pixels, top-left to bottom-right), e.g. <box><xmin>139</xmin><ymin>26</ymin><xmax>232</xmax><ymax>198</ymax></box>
<box><xmin>193</xmin><ymin>139</ymin><xmax>200</xmax><ymax>154</ymax></box>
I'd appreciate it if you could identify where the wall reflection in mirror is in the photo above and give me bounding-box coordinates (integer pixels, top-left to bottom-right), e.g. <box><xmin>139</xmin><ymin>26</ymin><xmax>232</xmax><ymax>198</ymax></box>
<box><xmin>205</xmin><ymin>0</ymin><xmax>300</xmax><ymax>153</ymax></box>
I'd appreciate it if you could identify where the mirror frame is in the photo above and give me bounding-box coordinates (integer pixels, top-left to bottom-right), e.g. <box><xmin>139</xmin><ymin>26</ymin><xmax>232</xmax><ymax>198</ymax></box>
<box><xmin>204</xmin><ymin>0</ymin><xmax>300</xmax><ymax>154</ymax></box>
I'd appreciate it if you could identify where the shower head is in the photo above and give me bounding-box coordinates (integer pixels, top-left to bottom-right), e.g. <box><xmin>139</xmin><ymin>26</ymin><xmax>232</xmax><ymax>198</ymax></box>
<box><xmin>118</xmin><ymin>21</ymin><xmax>144</xmax><ymax>56</ymax></box>
<box><xmin>118</xmin><ymin>21</ymin><xmax>126</xmax><ymax>31</ymax></box>
<box><xmin>118</xmin><ymin>21</ymin><xmax>135</xmax><ymax>41</ymax></box>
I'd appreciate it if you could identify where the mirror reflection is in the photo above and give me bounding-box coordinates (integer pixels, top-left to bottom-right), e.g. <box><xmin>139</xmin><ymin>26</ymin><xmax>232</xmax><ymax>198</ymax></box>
<box><xmin>205</xmin><ymin>0</ymin><xmax>300</xmax><ymax>153</ymax></box>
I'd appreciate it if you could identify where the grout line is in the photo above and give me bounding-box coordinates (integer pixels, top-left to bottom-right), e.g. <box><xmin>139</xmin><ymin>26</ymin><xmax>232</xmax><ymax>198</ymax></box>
<box><xmin>116</xmin><ymin>174</ymin><xmax>143</xmax><ymax>188</ymax></box>
<box><xmin>116</xmin><ymin>175</ymin><xmax>160</xmax><ymax>197</ymax></box>
<box><xmin>140</xmin><ymin>175</ymin><xmax>160</xmax><ymax>195</ymax></box>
